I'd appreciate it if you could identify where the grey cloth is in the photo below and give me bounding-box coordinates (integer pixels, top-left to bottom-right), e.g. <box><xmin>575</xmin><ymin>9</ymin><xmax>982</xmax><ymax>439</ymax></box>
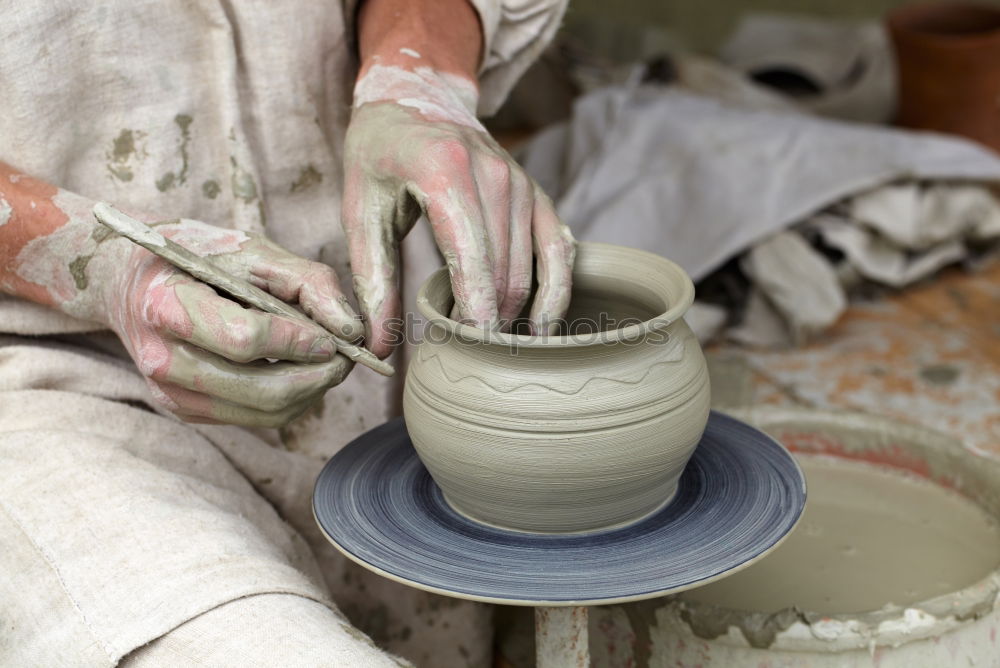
<box><xmin>520</xmin><ymin>77</ymin><xmax>1000</xmax><ymax>285</ymax></box>
<box><xmin>519</xmin><ymin>57</ymin><xmax>1000</xmax><ymax>346</ymax></box>
<box><xmin>737</xmin><ymin>231</ymin><xmax>845</xmax><ymax>346</ymax></box>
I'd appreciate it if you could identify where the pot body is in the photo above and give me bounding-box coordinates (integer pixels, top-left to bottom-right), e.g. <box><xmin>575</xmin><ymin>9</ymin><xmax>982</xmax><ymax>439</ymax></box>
<box><xmin>887</xmin><ymin>2</ymin><xmax>1000</xmax><ymax>152</ymax></box>
<box><xmin>403</xmin><ymin>243</ymin><xmax>711</xmax><ymax>534</ymax></box>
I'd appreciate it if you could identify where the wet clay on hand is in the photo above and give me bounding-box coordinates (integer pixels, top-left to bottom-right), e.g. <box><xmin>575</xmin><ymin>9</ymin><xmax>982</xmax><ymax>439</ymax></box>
<box><xmin>0</xmin><ymin>163</ymin><xmax>360</xmax><ymax>427</ymax></box>
<box><xmin>342</xmin><ymin>51</ymin><xmax>576</xmax><ymax>359</ymax></box>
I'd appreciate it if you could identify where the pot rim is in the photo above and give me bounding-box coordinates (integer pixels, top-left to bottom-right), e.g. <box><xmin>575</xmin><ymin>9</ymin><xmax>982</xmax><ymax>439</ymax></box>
<box><xmin>414</xmin><ymin>241</ymin><xmax>696</xmax><ymax>348</ymax></box>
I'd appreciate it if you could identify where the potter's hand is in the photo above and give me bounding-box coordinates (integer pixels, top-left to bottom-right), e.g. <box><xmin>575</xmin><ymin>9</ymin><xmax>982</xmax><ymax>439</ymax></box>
<box><xmin>105</xmin><ymin>220</ymin><xmax>360</xmax><ymax>427</ymax></box>
<box><xmin>0</xmin><ymin>165</ymin><xmax>358</xmax><ymax>428</ymax></box>
<box><xmin>342</xmin><ymin>64</ymin><xmax>576</xmax><ymax>358</ymax></box>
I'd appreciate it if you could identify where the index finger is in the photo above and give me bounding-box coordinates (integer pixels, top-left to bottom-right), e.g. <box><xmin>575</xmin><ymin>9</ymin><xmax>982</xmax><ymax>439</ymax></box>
<box><xmin>416</xmin><ymin>177</ymin><xmax>499</xmax><ymax>330</ymax></box>
<box><xmin>341</xmin><ymin>171</ymin><xmax>404</xmax><ymax>359</ymax></box>
<box><xmin>166</xmin><ymin>280</ymin><xmax>341</xmax><ymax>364</ymax></box>
<box><xmin>528</xmin><ymin>190</ymin><xmax>576</xmax><ymax>335</ymax></box>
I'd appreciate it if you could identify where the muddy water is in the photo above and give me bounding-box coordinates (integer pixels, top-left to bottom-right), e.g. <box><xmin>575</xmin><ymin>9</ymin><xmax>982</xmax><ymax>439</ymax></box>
<box><xmin>682</xmin><ymin>454</ymin><xmax>1000</xmax><ymax>614</ymax></box>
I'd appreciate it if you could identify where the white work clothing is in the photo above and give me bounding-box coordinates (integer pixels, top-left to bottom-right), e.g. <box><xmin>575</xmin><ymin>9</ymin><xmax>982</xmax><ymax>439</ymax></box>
<box><xmin>0</xmin><ymin>0</ymin><xmax>565</xmax><ymax>665</ymax></box>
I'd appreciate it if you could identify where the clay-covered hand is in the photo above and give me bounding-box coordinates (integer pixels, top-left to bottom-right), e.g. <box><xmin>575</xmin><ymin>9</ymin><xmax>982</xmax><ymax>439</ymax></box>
<box><xmin>104</xmin><ymin>220</ymin><xmax>361</xmax><ymax>427</ymax></box>
<box><xmin>0</xmin><ymin>168</ymin><xmax>359</xmax><ymax>428</ymax></box>
<box><xmin>342</xmin><ymin>64</ymin><xmax>576</xmax><ymax>358</ymax></box>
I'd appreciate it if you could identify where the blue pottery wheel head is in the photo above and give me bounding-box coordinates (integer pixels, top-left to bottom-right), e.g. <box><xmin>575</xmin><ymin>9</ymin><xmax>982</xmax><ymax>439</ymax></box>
<box><xmin>313</xmin><ymin>411</ymin><xmax>806</xmax><ymax>606</ymax></box>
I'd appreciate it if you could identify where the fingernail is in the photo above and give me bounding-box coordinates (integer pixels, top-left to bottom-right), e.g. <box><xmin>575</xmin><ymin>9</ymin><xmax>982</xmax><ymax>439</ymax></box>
<box><xmin>308</xmin><ymin>338</ymin><xmax>337</xmax><ymax>362</ymax></box>
<box><xmin>335</xmin><ymin>296</ymin><xmax>365</xmax><ymax>341</ymax></box>
<box><xmin>339</xmin><ymin>318</ymin><xmax>364</xmax><ymax>342</ymax></box>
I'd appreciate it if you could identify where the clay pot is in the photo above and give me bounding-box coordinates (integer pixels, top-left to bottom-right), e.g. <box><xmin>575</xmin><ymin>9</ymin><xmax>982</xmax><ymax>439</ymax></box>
<box><xmin>403</xmin><ymin>242</ymin><xmax>711</xmax><ymax>534</ymax></box>
<box><xmin>886</xmin><ymin>1</ymin><xmax>1000</xmax><ymax>152</ymax></box>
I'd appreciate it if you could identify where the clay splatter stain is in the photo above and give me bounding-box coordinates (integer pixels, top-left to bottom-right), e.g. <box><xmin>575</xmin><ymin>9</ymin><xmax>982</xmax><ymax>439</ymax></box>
<box><xmin>66</xmin><ymin>227</ymin><xmax>116</xmax><ymax>290</ymax></box>
<box><xmin>107</xmin><ymin>129</ymin><xmax>141</xmax><ymax>182</ymax></box>
<box><xmin>68</xmin><ymin>254</ymin><xmax>93</xmax><ymax>290</ymax></box>
<box><xmin>278</xmin><ymin>398</ymin><xmax>324</xmax><ymax>452</ymax></box>
<box><xmin>112</xmin><ymin>131</ymin><xmax>135</xmax><ymax>162</ymax></box>
<box><xmin>155</xmin><ymin>172</ymin><xmax>175</xmax><ymax>192</ymax></box>
<box><xmin>921</xmin><ymin>364</ymin><xmax>961</xmax><ymax>386</ymax></box>
<box><xmin>155</xmin><ymin>114</ymin><xmax>194</xmax><ymax>192</ymax></box>
<box><xmin>290</xmin><ymin>164</ymin><xmax>323</xmax><ymax>193</ymax></box>
<box><xmin>91</xmin><ymin>225</ymin><xmax>114</xmax><ymax>243</ymax></box>
<box><xmin>226</xmin><ymin>127</ymin><xmax>269</xmax><ymax>230</ymax></box>
<box><xmin>231</xmin><ymin>157</ymin><xmax>258</xmax><ymax>203</ymax></box>
<box><xmin>175</xmin><ymin>114</ymin><xmax>192</xmax><ymax>183</ymax></box>
<box><xmin>257</xmin><ymin>200</ymin><xmax>268</xmax><ymax>228</ymax></box>
<box><xmin>202</xmin><ymin>179</ymin><xmax>221</xmax><ymax>199</ymax></box>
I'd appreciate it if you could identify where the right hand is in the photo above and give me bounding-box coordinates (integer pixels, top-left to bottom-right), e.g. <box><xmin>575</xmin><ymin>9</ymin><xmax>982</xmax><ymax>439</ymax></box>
<box><xmin>342</xmin><ymin>63</ymin><xmax>577</xmax><ymax>359</ymax></box>
<box><xmin>104</xmin><ymin>219</ymin><xmax>359</xmax><ymax>428</ymax></box>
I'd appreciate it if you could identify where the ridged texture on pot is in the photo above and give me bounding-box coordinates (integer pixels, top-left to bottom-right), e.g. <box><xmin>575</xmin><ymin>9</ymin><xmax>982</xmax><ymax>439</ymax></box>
<box><xmin>403</xmin><ymin>242</ymin><xmax>711</xmax><ymax>533</ymax></box>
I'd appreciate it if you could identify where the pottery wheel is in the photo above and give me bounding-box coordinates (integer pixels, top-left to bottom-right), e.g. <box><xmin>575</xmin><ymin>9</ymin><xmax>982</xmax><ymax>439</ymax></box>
<box><xmin>313</xmin><ymin>411</ymin><xmax>806</xmax><ymax>606</ymax></box>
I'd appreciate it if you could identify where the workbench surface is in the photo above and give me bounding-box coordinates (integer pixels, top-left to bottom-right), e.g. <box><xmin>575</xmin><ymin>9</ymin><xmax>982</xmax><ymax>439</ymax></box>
<box><xmin>709</xmin><ymin>260</ymin><xmax>1000</xmax><ymax>458</ymax></box>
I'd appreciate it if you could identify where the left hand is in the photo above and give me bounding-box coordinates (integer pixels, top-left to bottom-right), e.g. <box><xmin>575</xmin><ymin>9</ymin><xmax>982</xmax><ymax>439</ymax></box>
<box><xmin>341</xmin><ymin>64</ymin><xmax>576</xmax><ymax>359</ymax></box>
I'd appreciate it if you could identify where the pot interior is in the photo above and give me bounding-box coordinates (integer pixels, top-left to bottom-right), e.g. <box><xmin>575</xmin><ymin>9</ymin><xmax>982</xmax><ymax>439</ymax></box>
<box><xmin>419</xmin><ymin>241</ymin><xmax>693</xmax><ymax>339</ymax></box>
<box><xmin>511</xmin><ymin>274</ymin><xmax>666</xmax><ymax>336</ymax></box>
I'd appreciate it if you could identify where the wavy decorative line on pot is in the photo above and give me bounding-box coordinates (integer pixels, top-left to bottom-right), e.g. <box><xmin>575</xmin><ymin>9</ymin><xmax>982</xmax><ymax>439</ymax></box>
<box><xmin>403</xmin><ymin>242</ymin><xmax>712</xmax><ymax>533</ymax></box>
<box><xmin>406</xmin><ymin>326</ymin><xmax>705</xmax><ymax>433</ymax></box>
<box><xmin>411</xmin><ymin>330</ymin><xmax>685</xmax><ymax>396</ymax></box>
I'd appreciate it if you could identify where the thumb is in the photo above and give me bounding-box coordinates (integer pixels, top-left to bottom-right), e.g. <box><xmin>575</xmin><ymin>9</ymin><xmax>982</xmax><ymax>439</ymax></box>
<box><xmin>342</xmin><ymin>173</ymin><xmax>403</xmax><ymax>360</ymax></box>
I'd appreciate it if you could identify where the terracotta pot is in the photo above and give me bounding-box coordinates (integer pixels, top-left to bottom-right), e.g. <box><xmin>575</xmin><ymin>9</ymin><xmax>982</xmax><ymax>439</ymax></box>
<box><xmin>886</xmin><ymin>1</ymin><xmax>1000</xmax><ymax>152</ymax></box>
<box><xmin>403</xmin><ymin>242</ymin><xmax>711</xmax><ymax>534</ymax></box>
